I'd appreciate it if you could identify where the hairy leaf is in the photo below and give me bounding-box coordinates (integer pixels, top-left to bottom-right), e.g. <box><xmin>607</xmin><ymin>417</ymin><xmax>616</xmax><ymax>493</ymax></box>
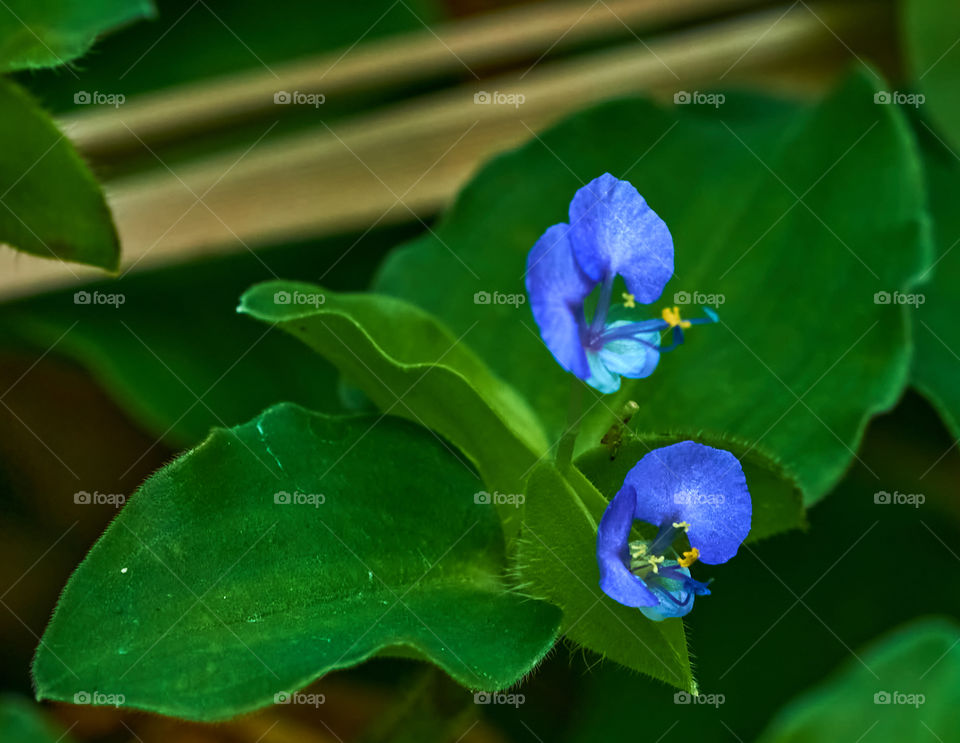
<box><xmin>33</xmin><ymin>405</ymin><xmax>560</xmax><ymax>720</ymax></box>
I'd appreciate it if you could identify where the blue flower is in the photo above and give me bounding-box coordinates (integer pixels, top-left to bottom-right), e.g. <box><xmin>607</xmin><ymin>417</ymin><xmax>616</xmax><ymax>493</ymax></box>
<box><xmin>525</xmin><ymin>173</ymin><xmax>716</xmax><ymax>393</ymax></box>
<box><xmin>596</xmin><ymin>441</ymin><xmax>751</xmax><ymax>621</ymax></box>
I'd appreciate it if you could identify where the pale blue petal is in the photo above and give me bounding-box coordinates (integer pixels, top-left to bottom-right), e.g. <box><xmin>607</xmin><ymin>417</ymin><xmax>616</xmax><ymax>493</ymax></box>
<box><xmin>637</xmin><ymin>565</ymin><xmax>710</xmax><ymax>621</ymax></box>
<box><xmin>585</xmin><ymin>350</ymin><xmax>621</xmax><ymax>393</ymax></box>
<box><xmin>597</xmin><ymin>322</ymin><xmax>661</xmax><ymax>379</ymax></box>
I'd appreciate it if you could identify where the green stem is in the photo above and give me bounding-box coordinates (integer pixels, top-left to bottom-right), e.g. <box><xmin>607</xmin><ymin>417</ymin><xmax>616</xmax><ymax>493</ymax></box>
<box><xmin>555</xmin><ymin>378</ymin><xmax>584</xmax><ymax>472</ymax></box>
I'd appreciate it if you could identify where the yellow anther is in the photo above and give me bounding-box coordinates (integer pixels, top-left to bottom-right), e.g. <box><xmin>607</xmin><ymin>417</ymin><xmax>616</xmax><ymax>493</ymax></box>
<box><xmin>622</xmin><ymin>292</ymin><xmax>636</xmax><ymax>308</ymax></box>
<box><xmin>678</xmin><ymin>548</ymin><xmax>700</xmax><ymax>568</ymax></box>
<box><xmin>672</xmin><ymin>521</ymin><xmax>691</xmax><ymax>533</ymax></box>
<box><xmin>662</xmin><ymin>306</ymin><xmax>692</xmax><ymax>329</ymax></box>
<box><xmin>647</xmin><ymin>555</ymin><xmax>665</xmax><ymax>573</ymax></box>
<box><xmin>629</xmin><ymin>542</ymin><xmax>648</xmax><ymax>558</ymax></box>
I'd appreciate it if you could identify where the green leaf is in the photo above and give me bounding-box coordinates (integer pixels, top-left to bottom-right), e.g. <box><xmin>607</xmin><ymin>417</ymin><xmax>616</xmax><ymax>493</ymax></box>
<box><xmin>911</xmin><ymin>135</ymin><xmax>960</xmax><ymax>438</ymax></box>
<box><xmin>33</xmin><ymin>404</ymin><xmax>561</xmax><ymax>721</ymax></box>
<box><xmin>518</xmin><ymin>461</ymin><xmax>693</xmax><ymax>692</ymax></box>
<box><xmin>238</xmin><ymin>281</ymin><xmax>549</xmax><ymax>500</ymax></box>
<box><xmin>757</xmin><ymin>618</ymin><xmax>960</xmax><ymax>742</ymax></box>
<box><xmin>903</xmin><ymin>0</ymin><xmax>960</xmax><ymax>152</ymax></box>
<box><xmin>374</xmin><ymin>72</ymin><xmax>932</xmax><ymax>505</ymax></box>
<box><xmin>0</xmin><ymin>79</ymin><xmax>118</xmax><ymax>269</ymax></box>
<box><xmin>0</xmin><ymin>0</ymin><xmax>153</xmax><ymax>71</ymax></box>
<box><xmin>576</xmin><ymin>432</ymin><xmax>805</xmax><ymax>542</ymax></box>
<box><xmin>238</xmin><ymin>284</ymin><xmax>686</xmax><ymax>677</ymax></box>
<box><xmin>18</xmin><ymin>0</ymin><xmax>440</xmax><ymax>111</ymax></box>
<box><xmin>0</xmin><ymin>697</ymin><xmax>74</xmax><ymax>743</ymax></box>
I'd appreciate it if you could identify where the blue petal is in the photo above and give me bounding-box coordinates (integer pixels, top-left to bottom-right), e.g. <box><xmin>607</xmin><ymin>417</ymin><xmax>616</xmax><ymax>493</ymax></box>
<box><xmin>596</xmin><ymin>487</ymin><xmax>657</xmax><ymax>608</ymax></box>
<box><xmin>585</xmin><ymin>350</ymin><xmax>621</xmax><ymax>394</ymax></box>
<box><xmin>625</xmin><ymin>442</ymin><xmax>752</xmax><ymax>564</ymax></box>
<box><xmin>525</xmin><ymin>223</ymin><xmax>595</xmax><ymax>379</ymax></box>
<box><xmin>638</xmin><ymin>565</ymin><xmax>710</xmax><ymax>621</ymax></box>
<box><xmin>597</xmin><ymin>323</ymin><xmax>661</xmax><ymax>379</ymax></box>
<box><xmin>567</xmin><ymin>173</ymin><xmax>674</xmax><ymax>303</ymax></box>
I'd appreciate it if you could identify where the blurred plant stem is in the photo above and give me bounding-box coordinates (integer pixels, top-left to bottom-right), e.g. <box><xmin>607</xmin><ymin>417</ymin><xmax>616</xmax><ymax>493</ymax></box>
<box><xmin>555</xmin><ymin>378</ymin><xmax>584</xmax><ymax>473</ymax></box>
<box><xmin>356</xmin><ymin>665</ymin><xmax>478</xmax><ymax>743</ymax></box>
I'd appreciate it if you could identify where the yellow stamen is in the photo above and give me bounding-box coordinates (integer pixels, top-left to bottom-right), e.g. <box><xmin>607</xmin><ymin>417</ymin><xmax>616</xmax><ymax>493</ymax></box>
<box><xmin>662</xmin><ymin>306</ymin><xmax>692</xmax><ymax>329</ymax></box>
<box><xmin>672</xmin><ymin>521</ymin><xmax>691</xmax><ymax>533</ymax></box>
<box><xmin>647</xmin><ymin>555</ymin><xmax>665</xmax><ymax>573</ymax></box>
<box><xmin>678</xmin><ymin>548</ymin><xmax>700</xmax><ymax>568</ymax></box>
<box><xmin>622</xmin><ymin>292</ymin><xmax>636</xmax><ymax>308</ymax></box>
